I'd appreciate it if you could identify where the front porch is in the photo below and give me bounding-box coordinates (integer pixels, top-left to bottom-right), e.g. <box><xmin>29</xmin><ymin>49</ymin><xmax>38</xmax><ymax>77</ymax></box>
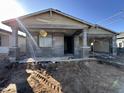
<box><xmin>4</xmin><ymin>20</ymin><xmax>93</xmax><ymax>61</ymax></box>
<box><xmin>24</xmin><ymin>25</ymin><xmax>91</xmax><ymax>58</ymax></box>
<box><xmin>1</xmin><ymin>20</ymin><xmax>117</xmax><ymax>62</ymax></box>
<box><xmin>9</xmin><ymin>24</ymin><xmax>117</xmax><ymax>62</ymax></box>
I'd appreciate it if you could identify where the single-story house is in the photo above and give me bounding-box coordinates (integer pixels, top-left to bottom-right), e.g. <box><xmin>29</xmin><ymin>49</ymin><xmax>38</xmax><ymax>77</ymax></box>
<box><xmin>0</xmin><ymin>28</ymin><xmax>26</xmax><ymax>56</ymax></box>
<box><xmin>116</xmin><ymin>32</ymin><xmax>124</xmax><ymax>54</ymax></box>
<box><xmin>117</xmin><ymin>32</ymin><xmax>124</xmax><ymax>48</ymax></box>
<box><xmin>2</xmin><ymin>8</ymin><xmax>117</xmax><ymax>61</ymax></box>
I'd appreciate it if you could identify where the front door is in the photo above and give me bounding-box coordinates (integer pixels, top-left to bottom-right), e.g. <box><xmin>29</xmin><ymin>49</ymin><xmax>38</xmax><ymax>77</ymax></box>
<box><xmin>64</xmin><ymin>36</ymin><xmax>74</xmax><ymax>54</ymax></box>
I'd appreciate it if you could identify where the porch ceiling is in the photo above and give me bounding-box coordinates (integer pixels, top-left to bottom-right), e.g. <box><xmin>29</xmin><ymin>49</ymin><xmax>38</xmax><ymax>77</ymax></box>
<box><xmin>29</xmin><ymin>28</ymin><xmax>82</xmax><ymax>36</ymax></box>
<box><xmin>19</xmin><ymin>24</ymin><xmax>84</xmax><ymax>36</ymax></box>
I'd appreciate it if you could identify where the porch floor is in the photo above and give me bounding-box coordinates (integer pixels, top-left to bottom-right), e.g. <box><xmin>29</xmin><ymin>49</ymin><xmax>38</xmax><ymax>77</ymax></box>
<box><xmin>19</xmin><ymin>56</ymin><xmax>96</xmax><ymax>63</ymax></box>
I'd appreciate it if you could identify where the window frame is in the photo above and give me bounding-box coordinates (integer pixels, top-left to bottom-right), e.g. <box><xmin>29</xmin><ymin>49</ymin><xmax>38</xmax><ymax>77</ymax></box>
<box><xmin>38</xmin><ymin>34</ymin><xmax>53</xmax><ymax>48</ymax></box>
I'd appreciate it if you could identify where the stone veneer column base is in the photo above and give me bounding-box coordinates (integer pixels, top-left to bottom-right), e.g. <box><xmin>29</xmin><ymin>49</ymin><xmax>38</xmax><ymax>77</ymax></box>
<box><xmin>81</xmin><ymin>46</ymin><xmax>90</xmax><ymax>58</ymax></box>
<box><xmin>9</xmin><ymin>47</ymin><xmax>20</xmax><ymax>62</ymax></box>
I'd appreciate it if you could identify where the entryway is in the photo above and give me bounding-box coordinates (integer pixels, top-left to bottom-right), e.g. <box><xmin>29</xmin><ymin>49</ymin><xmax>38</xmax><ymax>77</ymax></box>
<box><xmin>64</xmin><ymin>36</ymin><xmax>74</xmax><ymax>54</ymax></box>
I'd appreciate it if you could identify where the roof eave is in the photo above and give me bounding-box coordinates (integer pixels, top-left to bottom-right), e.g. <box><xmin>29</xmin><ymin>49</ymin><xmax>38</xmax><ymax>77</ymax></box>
<box><xmin>95</xmin><ymin>24</ymin><xmax>118</xmax><ymax>35</ymax></box>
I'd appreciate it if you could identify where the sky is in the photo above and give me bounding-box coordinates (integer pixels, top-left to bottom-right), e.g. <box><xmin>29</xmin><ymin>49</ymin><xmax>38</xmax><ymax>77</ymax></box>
<box><xmin>1</xmin><ymin>0</ymin><xmax>124</xmax><ymax>32</ymax></box>
<box><xmin>0</xmin><ymin>0</ymin><xmax>26</xmax><ymax>35</ymax></box>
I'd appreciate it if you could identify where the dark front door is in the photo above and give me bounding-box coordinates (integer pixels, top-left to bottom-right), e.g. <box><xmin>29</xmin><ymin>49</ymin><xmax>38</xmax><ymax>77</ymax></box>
<box><xmin>64</xmin><ymin>36</ymin><xmax>74</xmax><ymax>54</ymax></box>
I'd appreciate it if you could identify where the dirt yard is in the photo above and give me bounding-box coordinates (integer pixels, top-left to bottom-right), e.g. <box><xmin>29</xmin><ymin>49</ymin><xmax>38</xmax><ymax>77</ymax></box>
<box><xmin>1</xmin><ymin>61</ymin><xmax>124</xmax><ymax>93</ymax></box>
<box><xmin>47</xmin><ymin>61</ymin><xmax>124</xmax><ymax>93</ymax></box>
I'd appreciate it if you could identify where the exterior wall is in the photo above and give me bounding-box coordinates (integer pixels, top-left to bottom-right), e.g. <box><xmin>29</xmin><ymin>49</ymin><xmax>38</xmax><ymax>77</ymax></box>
<box><xmin>0</xmin><ymin>33</ymin><xmax>10</xmax><ymax>54</ymax></box>
<box><xmin>18</xmin><ymin>36</ymin><xmax>26</xmax><ymax>53</ymax></box>
<box><xmin>0</xmin><ymin>31</ymin><xmax>26</xmax><ymax>54</ymax></box>
<box><xmin>116</xmin><ymin>31</ymin><xmax>124</xmax><ymax>48</ymax></box>
<box><xmin>116</xmin><ymin>38</ymin><xmax>124</xmax><ymax>48</ymax></box>
<box><xmin>117</xmin><ymin>38</ymin><xmax>124</xmax><ymax>54</ymax></box>
<box><xmin>88</xmin><ymin>38</ymin><xmax>111</xmax><ymax>53</ymax></box>
<box><xmin>26</xmin><ymin>29</ymin><xmax>115</xmax><ymax>57</ymax></box>
<box><xmin>78</xmin><ymin>35</ymin><xmax>110</xmax><ymax>55</ymax></box>
<box><xmin>9</xmin><ymin>35</ymin><xmax>26</xmax><ymax>53</ymax></box>
<box><xmin>94</xmin><ymin>40</ymin><xmax>110</xmax><ymax>53</ymax></box>
<box><xmin>52</xmin><ymin>33</ymin><xmax>64</xmax><ymax>57</ymax></box>
<box><xmin>1</xmin><ymin>35</ymin><xmax>9</xmax><ymax>46</ymax></box>
<box><xmin>26</xmin><ymin>32</ymin><xmax>64</xmax><ymax>57</ymax></box>
<box><xmin>0</xmin><ymin>32</ymin><xmax>10</xmax><ymax>47</ymax></box>
<box><xmin>116</xmin><ymin>33</ymin><xmax>124</xmax><ymax>54</ymax></box>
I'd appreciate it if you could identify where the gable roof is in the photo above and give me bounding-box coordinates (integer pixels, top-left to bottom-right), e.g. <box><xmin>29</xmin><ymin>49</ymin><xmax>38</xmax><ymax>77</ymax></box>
<box><xmin>2</xmin><ymin>8</ymin><xmax>117</xmax><ymax>34</ymax></box>
<box><xmin>21</xmin><ymin>8</ymin><xmax>95</xmax><ymax>27</ymax></box>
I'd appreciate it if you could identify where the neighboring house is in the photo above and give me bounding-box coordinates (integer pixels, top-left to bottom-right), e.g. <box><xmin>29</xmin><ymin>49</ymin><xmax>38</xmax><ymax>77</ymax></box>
<box><xmin>116</xmin><ymin>32</ymin><xmax>124</xmax><ymax>54</ymax></box>
<box><xmin>2</xmin><ymin>8</ymin><xmax>117</xmax><ymax>60</ymax></box>
<box><xmin>0</xmin><ymin>28</ymin><xmax>26</xmax><ymax>55</ymax></box>
<box><xmin>117</xmin><ymin>32</ymin><xmax>124</xmax><ymax>48</ymax></box>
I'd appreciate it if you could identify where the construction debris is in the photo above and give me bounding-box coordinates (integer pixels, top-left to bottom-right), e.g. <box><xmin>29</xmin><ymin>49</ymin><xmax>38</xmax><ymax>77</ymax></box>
<box><xmin>27</xmin><ymin>69</ymin><xmax>62</xmax><ymax>93</ymax></box>
<box><xmin>1</xmin><ymin>84</ymin><xmax>17</xmax><ymax>93</ymax></box>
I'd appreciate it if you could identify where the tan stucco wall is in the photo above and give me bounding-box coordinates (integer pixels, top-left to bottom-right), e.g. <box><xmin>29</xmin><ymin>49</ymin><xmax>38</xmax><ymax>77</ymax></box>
<box><xmin>1</xmin><ymin>35</ymin><xmax>9</xmax><ymax>46</ymax></box>
<box><xmin>0</xmin><ymin>31</ymin><xmax>10</xmax><ymax>47</ymax></box>
<box><xmin>79</xmin><ymin>37</ymin><xmax>110</xmax><ymax>53</ymax></box>
<box><xmin>26</xmin><ymin>32</ymin><xmax>64</xmax><ymax>57</ymax></box>
<box><xmin>94</xmin><ymin>40</ymin><xmax>110</xmax><ymax>53</ymax></box>
<box><xmin>0</xmin><ymin>31</ymin><xmax>26</xmax><ymax>53</ymax></box>
<box><xmin>18</xmin><ymin>36</ymin><xmax>26</xmax><ymax>53</ymax></box>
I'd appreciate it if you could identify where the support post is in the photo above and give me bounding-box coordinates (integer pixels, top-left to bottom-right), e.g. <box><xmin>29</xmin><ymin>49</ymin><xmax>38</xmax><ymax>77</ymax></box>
<box><xmin>74</xmin><ymin>35</ymin><xmax>80</xmax><ymax>57</ymax></box>
<box><xmin>112</xmin><ymin>35</ymin><xmax>117</xmax><ymax>56</ymax></box>
<box><xmin>9</xmin><ymin>26</ymin><xmax>19</xmax><ymax>62</ymax></box>
<box><xmin>82</xmin><ymin>28</ymin><xmax>90</xmax><ymax>58</ymax></box>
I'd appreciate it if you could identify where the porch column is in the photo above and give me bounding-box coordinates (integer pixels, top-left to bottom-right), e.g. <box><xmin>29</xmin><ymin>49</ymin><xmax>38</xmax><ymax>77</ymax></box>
<box><xmin>112</xmin><ymin>35</ymin><xmax>117</xmax><ymax>56</ymax></box>
<box><xmin>11</xmin><ymin>26</ymin><xmax>18</xmax><ymax>47</ymax></box>
<box><xmin>9</xmin><ymin>26</ymin><xmax>19</xmax><ymax>61</ymax></box>
<box><xmin>74</xmin><ymin>35</ymin><xmax>80</xmax><ymax>57</ymax></box>
<box><xmin>82</xmin><ymin>28</ymin><xmax>90</xmax><ymax>58</ymax></box>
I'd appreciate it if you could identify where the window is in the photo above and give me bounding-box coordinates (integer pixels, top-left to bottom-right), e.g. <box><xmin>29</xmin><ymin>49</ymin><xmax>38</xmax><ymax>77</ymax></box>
<box><xmin>39</xmin><ymin>35</ymin><xmax>52</xmax><ymax>47</ymax></box>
